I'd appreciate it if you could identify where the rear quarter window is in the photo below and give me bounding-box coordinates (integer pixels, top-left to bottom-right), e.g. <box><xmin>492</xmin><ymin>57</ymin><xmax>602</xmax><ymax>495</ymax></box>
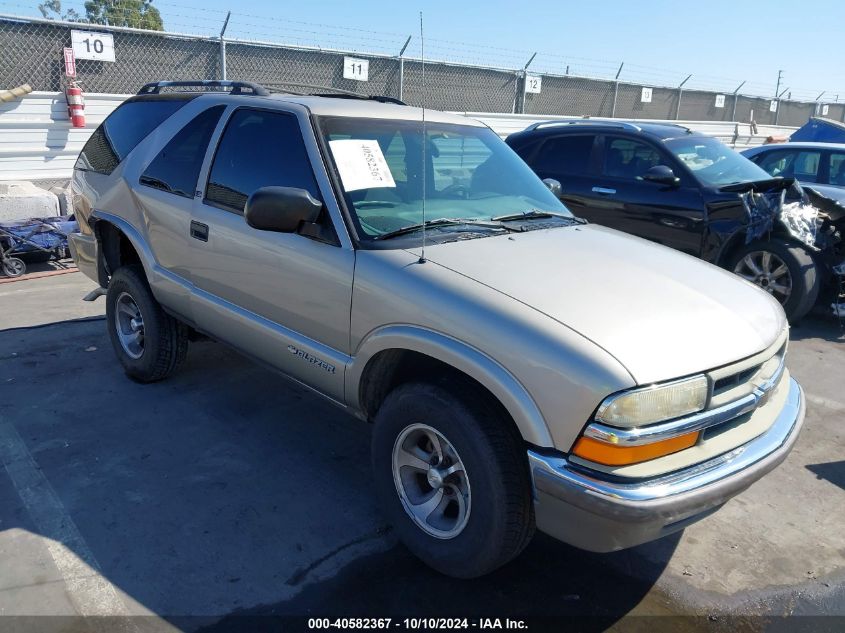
<box><xmin>75</xmin><ymin>98</ymin><xmax>191</xmax><ymax>175</ymax></box>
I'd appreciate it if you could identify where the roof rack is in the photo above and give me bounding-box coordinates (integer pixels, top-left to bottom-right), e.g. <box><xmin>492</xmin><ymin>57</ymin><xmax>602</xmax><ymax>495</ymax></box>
<box><xmin>136</xmin><ymin>80</ymin><xmax>406</xmax><ymax>105</ymax></box>
<box><xmin>137</xmin><ymin>81</ymin><xmax>271</xmax><ymax>96</ymax></box>
<box><xmin>524</xmin><ymin>119</ymin><xmax>643</xmax><ymax>133</ymax></box>
<box><xmin>264</xmin><ymin>81</ymin><xmax>406</xmax><ymax>105</ymax></box>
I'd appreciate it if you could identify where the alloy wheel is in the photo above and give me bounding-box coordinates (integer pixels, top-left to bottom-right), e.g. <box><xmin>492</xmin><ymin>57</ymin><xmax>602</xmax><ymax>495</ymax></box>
<box><xmin>114</xmin><ymin>291</ymin><xmax>145</xmax><ymax>359</ymax></box>
<box><xmin>734</xmin><ymin>250</ymin><xmax>792</xmax><ymax>305</ymax></box>
<box><xmin>392</xmin><ymin>423</ymin><xmax>471</xmax><ymax>539</ymax></box>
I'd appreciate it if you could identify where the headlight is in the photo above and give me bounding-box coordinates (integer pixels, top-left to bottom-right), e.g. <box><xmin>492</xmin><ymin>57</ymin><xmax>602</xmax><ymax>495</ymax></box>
<box><xmin>595</xmin><ymin>375</ymin><xmax>708</xmax><ymax>428</ymax></box>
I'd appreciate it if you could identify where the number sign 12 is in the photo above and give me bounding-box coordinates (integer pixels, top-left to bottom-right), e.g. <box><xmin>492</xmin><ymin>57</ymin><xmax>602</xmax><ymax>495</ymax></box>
<box><xmin>525</xmin><ymin>75</ymin><xmax>542</xmax><ymax>94</ymax></box>
<box><xmin>343</xmin><ymin>57</ymin><xmax>369</xmax><ymax>82</ymax></box>
<box><xmin>71</xmin><ymin>30</ymin><xmax>116</xmax><ymax>62</ymax></box>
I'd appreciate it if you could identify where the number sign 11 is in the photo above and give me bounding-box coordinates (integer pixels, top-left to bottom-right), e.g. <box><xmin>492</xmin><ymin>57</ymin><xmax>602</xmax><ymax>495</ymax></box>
<box><xmin>343</xmin><ymin>57</ymin><xmax>369</xmax><ymax>82</ymax></box>
<box><xmin>71</xmin><ymin>30</ymin><xmax>116</xmax><ymax>62</ymax></box>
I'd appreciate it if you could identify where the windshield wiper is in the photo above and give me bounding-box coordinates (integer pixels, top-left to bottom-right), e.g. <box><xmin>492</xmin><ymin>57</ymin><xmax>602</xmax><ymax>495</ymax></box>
<box><xmin>373</xmin><ymin>218</ymin><xmax>513</xmax><ymax>241</ymax></box>
<box><xmin>492</xmin><ymin>209</ymin><xmax>587</xmax><ymax>223</ymax></box>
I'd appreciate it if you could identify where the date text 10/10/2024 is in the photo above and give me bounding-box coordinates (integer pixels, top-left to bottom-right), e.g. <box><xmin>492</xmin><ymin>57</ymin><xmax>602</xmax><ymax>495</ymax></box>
<box><xmin>308</xmin><ymin>618</ymin><xmax>528</xmax><ymax>630</ymax></box>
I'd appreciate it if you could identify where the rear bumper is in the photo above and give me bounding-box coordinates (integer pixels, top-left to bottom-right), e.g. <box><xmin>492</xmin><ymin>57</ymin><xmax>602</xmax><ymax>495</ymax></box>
<box><xmin>528</xmin><ymin>377</ymin><xmax>805</xmax><ymax>552</ymax></box>
<box><xmin>68</xmin><ymin>232</ymin><xmax>99</xmax><ymax>284</ymax></box>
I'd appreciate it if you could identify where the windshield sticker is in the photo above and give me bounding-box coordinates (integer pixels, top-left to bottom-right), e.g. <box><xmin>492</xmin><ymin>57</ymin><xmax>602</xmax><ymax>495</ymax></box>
<box><xmin>329</xmin><ymin>139</ymin><xmax>396</xmax><ymax>192</ymax></box>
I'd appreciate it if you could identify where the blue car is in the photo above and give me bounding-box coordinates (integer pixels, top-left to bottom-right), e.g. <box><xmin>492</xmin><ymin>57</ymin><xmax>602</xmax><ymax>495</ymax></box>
<box><xmin>742</xmin><ymin>142</ymin><xmax>845</xmax><ymax>205</ymax></box>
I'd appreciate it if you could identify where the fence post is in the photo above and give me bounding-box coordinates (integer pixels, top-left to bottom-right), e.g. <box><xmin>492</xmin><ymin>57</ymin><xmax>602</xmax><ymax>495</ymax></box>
<box><xmin>514</xmin><ymin>53</ymin><xmax>537</xmax><ymax>115</ymax></box>
<box><xmin>675</xmin><ymin>74</ymin><xmax>691</xmax><ymax>120</ymax></box>
<box><xmin>511</xmin><ymin>71</ymin><xmax>521</xmax><ymax>114</ymax></box>
<box><xmin>396</xmin><ymin>36</ymin><xmax>411</xmax><ymax>102</ymax></box>
<box><xmin>611</xmin><ymin>62</ymin><xmax>623</xmax><ymax>118</ymax></box>
<box><xmin>219</xmin><ymin>11</ymin><xmax>231</xmax><ymax>80</ymax></box>
<box><xmin>773</xmin><ymin>86</ymin><xmax>792</xmax><ymax>126</ymax></box>
<box><xmin>731</xmin><ymin>81</ymin><xmax>745</xmax><ymax>122</ymax></box>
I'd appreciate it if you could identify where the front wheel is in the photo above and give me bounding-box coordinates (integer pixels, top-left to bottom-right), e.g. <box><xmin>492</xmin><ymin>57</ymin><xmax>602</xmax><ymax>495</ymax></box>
<box><xmin>729</xmin><ymin>238</ymin><xmax>820</xmax><ymax>323</ymax></box>
<box><xmin>106</xmin><ymin>266</ymin><xmax>188</xmax><ymax>382</ymax></box>
<box><xmin>2</xmin><ymin>257</ymin><xmax>25</xmax><ymax>278</ymax></box>
<box><xmin>371</xmin><ymin>382</ymin><xmax>535</xmax><ymax>578</ymax></box>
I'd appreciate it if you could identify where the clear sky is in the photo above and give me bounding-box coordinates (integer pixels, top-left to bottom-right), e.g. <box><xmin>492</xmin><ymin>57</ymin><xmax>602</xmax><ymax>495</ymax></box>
<box><xmin>8</xmin><ymin>0</ymin><xmax>844</xmax><ymax>100</ymax></box>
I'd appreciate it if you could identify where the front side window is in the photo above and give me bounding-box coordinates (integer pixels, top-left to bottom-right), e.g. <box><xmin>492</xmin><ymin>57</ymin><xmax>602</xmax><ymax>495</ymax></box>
<box><xmin>206</xmin><ymin>109</ymin><xmax>320</xmax><ymax>213</ymax></box>
<box><xmin>756</xmin><ymin>150</ymin><xmax>793</xmax><ymax>177</ymax></box>
<box><xmin>140</xmin><ymin>105</ymin><xmax>225</xmax><ymax>198</ymax></box>
<box><xmin>665</xmin><ymin>136</ymin><xmax>771</xmax><ymax>187</ymax></box>
<box><xmin>76</xmin><ymin>98</ymin><xmax>190</xmax><ymax>175</ymax></box>
<box><xmin>757</xmin><ymin>150</ymin><xmax>821</xmax><ymax>183</ymax></box>
<box><xmin>319</xmin><ymin>116</ymin><xmax>569</xmax><ymax>240</ymax></box>
<box><xmin>602</xmin><ymin>137</ymin><xmax>664</xmax><ymax>180</ymax></box>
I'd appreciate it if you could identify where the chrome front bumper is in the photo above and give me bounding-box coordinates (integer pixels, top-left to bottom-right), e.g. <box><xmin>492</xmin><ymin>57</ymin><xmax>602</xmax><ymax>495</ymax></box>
<box><xmin>528</xmin><ymin>377</ymin><xmax>805</xmax><ymax>552</ymax></box>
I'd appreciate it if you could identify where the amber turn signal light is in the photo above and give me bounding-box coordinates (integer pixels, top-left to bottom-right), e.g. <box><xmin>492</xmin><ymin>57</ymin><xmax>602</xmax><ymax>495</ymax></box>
<box><xmin>571</xmin><ymin>431</ymin><xmax>699</xmax><ymax>466</ymax></box>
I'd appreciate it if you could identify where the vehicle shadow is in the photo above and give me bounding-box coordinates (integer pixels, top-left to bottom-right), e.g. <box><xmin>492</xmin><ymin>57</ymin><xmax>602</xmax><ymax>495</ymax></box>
<box><xmin>0</xmin><ymin>321</ymin><xmax>679</xmax><ymax>630</ymax></box>
<box><xmin>197</xmin><ymin>532</ymin><xmax>682</xmax><ymax>629</ymax></box>
<box><xmin>790</xmin><ymin>314</ymin><xmax>844</xmax><ymax>342</ymax></box>
<box><xmin>806</xmin><ymin>461</ymin><xmax>845</xmax><ymax>493</ymax></box>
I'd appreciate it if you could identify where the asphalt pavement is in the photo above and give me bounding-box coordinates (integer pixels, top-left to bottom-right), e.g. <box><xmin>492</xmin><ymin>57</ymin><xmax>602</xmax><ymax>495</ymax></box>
<box><xmin>0</xmin><ymin>272</ymin><xmax>843</xmax><ymax>632</ymax></box>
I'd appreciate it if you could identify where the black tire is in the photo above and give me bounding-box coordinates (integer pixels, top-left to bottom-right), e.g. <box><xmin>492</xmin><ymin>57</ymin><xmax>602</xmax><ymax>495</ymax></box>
<box><xmin>106</xmin><ymin>265</ymin><xmax>188</xmax><ymax>382</ymax></box>
<box><xmin>729</xmin><ymin>238</ymin><xmax>820</xmax><ymax>323</ymax></box>
<box><xmin>2</xmin><ymin>257</ymin><xmax>25</xmax><ymax>278</ymax></box>
<box><xmin>371</xmin><ymin>381</ymin><xmax>535</xmax><ymax>578</ymax></box>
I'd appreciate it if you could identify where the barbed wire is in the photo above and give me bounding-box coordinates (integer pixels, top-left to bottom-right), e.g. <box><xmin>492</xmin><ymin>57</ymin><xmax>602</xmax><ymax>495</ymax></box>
<box><xmin>0</xmin><ymin>0</ymin><xmax>842</xmax><ymax>101</ymax></box>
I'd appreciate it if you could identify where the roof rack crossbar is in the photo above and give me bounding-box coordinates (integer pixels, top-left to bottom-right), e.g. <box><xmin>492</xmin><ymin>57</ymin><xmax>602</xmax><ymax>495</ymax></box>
<box><xmin>525</xmin><ymin>119</ymin><xmax>642</xmax><ymax>132</ymax></box>
<box><xmin>137</xmin><ymin>80</ymin><xmax>270</xmax><ymax>96</ymax></box>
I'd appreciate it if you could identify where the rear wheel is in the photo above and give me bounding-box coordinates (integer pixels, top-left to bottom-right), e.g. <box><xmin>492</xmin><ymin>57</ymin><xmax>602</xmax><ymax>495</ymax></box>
<box><xmin>371</xmin><ymin>381</ymin><xmax>534</xmax><ymax>578</ymax></box>
<box><xmin>729</xmin><ymin>238</ymin><xmax>820</xmax><ymax>323</ymax></box>
<box><xmin>106</xmin><ymin>266</ymin><xmax>188</xmax><ymax>382</ymax></box>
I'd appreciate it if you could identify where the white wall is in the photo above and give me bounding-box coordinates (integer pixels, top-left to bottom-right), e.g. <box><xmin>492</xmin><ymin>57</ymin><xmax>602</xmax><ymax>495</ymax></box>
<box><xmin>0</xmin><ymin>91</ymin><xmax>129</xmax><ymax>183</ymax></box>
<box><xmin>0</xmin><ymin>92</ymin><xmax>799</xmax><ymax>184</ymax></box>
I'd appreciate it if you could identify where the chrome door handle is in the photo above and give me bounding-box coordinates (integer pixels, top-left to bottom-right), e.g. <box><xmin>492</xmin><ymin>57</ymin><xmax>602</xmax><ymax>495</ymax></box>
<box><xmin>591</xmin><ymin>187</ymin><xmax>616</xmax><ymax>195</ymax></box>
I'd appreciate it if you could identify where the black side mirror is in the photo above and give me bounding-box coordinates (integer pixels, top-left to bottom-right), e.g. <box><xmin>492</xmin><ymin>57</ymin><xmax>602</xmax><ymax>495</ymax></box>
<box><xmin>642</xmin><ymin>165</ymin><xmax>680</xmax><ymax>186</ymax></box>
<box><xmin>542</xmin><ymin>178</ymin><xmax>562</xmax><ymax>197</ymax></box>
<box><xmin>245</xmin><ymin>186</ymin><xmax>323</xmax><ymax>233</ymax></box>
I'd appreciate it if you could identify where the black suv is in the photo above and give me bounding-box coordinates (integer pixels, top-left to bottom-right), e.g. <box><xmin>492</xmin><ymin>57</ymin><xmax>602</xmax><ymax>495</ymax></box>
<box><xmin>506</xmin><ymin>120</ymin><xmax>839</xmax><ymax>322</ymax></box>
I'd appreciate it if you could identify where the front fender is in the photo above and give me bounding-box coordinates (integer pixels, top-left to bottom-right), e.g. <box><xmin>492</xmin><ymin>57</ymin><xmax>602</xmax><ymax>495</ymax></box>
<box><xmin>347</xmin><ymin>324</ymin><xmax>555</xmax><ymax>448</ymax></box>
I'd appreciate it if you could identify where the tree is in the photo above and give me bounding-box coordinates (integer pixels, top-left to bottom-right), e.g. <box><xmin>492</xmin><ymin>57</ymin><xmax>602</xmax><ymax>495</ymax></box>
<box><xmin>83</xmin><ymin>0</ymin><xmax>164</xmax><ymax>31</ymax></box>
<box><xmin>38</xmin><ymin>0</ymin><xmax>82</xmax><ymax>22</ymax></box>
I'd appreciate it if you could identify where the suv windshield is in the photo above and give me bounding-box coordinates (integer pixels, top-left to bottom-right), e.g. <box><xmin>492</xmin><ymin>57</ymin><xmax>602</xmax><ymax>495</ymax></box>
<box><xmin>319</xmin><ymin>116</ymin><xmax>570</xmax><ymax>240</ymax></box>
<box><xmin>665</xmin><ymin>136</ymin><xmax>772</xmax><ymax>188</ymax></box>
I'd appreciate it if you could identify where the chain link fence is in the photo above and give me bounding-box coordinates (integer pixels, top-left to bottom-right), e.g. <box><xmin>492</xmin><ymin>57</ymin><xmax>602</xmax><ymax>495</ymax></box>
<box><xmin>2</xmin><ymin>13</ymin><xmax>844</xmax><ymax>127</ymax></box>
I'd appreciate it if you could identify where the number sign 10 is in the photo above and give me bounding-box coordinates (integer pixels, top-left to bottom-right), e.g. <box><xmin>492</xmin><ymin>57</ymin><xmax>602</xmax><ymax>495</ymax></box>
<box><xmin>71</xmin><ymin>30</ymin><xmax>116</xmax><ymax>62</ymax></box>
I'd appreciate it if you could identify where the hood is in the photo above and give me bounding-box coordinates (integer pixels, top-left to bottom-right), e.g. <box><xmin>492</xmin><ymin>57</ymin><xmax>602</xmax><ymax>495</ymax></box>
<box><xmin>415</xmin><ymin>224</ymin><xmax>786</xmax><ymax>384</ymax></box>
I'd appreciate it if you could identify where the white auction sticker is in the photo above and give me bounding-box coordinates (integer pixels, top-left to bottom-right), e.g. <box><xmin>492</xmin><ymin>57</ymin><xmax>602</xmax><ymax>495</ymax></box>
<box><xmin>329</xmin><ymin>139</ymin><xmax>396</xmax><ymax>192</ymax></box>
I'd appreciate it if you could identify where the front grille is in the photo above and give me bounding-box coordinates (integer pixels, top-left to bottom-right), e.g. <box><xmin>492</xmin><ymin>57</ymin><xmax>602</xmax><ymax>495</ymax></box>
<box><xmin>713</xmin><ymin>365</ymin><xmax>761</xmax><ymax>395</ymax></box>
<box><xmin>706</xmin><ymin>340</ymin><xmax>787</xmax><ymax>410</ymax></box>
